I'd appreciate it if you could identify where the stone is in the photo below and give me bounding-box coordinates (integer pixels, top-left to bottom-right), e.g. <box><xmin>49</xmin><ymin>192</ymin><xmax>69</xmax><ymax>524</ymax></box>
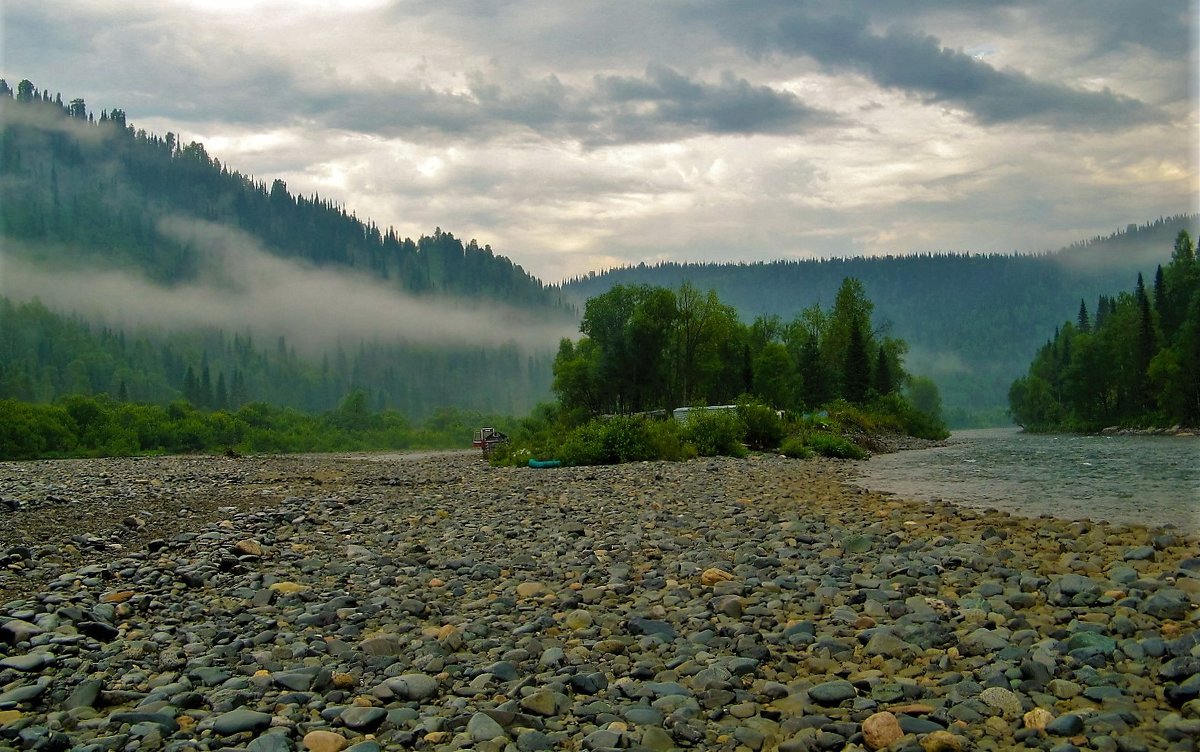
<box><xmin>358</xmin><ymin>634</ymin><xmax>406</xmax><ymax>656</ymax></box>
<box><xmin>862</xmin><ymin>711</ymin><xmax>904</xmax><ymax>751</ymax></box>
<box><xmin>865</xmin><ymin>631</ymin><xmax>914</xmax><ymax>658</ymax></box>
<box><xmin>701</xmin><ymin>567</ymin><xmax>734</xmax><ymax>586</ymax></box>
<box><xmin>467</xmin><ymin>712</ymin><xmax>507</xmax><ymax>742</ymax></box>
<box><xmin>213</xmin><ymin>707</ymin><xmax>273</xmax><ymax>736</ymax></box>
<box><xmin>920</xmin><ymin>730</ymin><xmax>965</xmax><ymax>752</ymax></box>
<box><xmin>269</xmin><ymin>581</ymin><xmax>308</xmax><ymax>594</ymax></box>
<box><xmin>959</xmin><ymin>627</ymin><xmax>1010</xmax><ymax>656</ymax></box>
<box><xmin>1123</xmin><ymin>546</ymin><xmax>1155</xmax><ymax>561</ymax></box>
<box><xmin>302</xmin><ymin>730</ymin><xmax>348</xmax><ymax>752</ymax></box>
<box><xmin>520</xmin><ymin>690</ymin><xmax>561</xmax><ymax>716</ymax></box>
<box><xmin>627</xmin><ymin>616</ymin><xmax>676</xmax><ymax>639</ymax></box>
<box><xmin>1</xmin><ymin>619</ymin><xmax>43</xmax><ymax>644</ymax></box>
<box><xmin>1024</xmin><ymin>708</ymin><xmax>1054</xmax><ymax>731</ymax></box>
<box><xmin>1044</xmin><ymin>714</ymin><xmax>1085</xmax><ymax>736</ymax></box>
<box><xmin>515</xmin><ymin>581</ymin><xmax>547</xmax><ymax>598</ymax></box>
<box><xmin>248</xmin><ymin>734</ymin><xmax>294</xmax><ymax>752</ymax></box>
<box><xmin>234</xmin><ymin>539</ymin><xmax>264</xmax><ymax>557</ymax></box>
<box><xmin>383</xmin><ymin>673</ymin><xmax>438</xmax><ymax>700</ymax></box>
<box><xmin>339</xmin><ymin>705</ymin><xmax>386</xmax><ymax>730</ymax></box>
<box><xmin>1142</xmin><ymin>589</ymin><xmax>1190</xmax><ymax>620</ymax></box>
<box><xmin>0</xmin><ymin>653</ymin><xmax>55</xmax><ymax>671</ymax></box>
<box><xmin>808</xmin><ymin>680</ymin><xmax>857</xmax><ymax>705</ymax></box>
<box><xmin>978</xmin><ymin>686</ymin><xmax>1023</xmax><ymax>719</ymax></box>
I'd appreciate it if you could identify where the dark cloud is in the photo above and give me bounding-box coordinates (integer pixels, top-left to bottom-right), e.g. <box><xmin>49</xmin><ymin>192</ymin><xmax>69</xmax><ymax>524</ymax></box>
<box><xmin>717</xmin><ymin>7</ymin><xmax>1160</xmax><ymax>129</ymax></box>
<box><xmin>594</xmin><ymin>63</ymin><xmax>839</xmax><ymax>141</ymax></box>
<box><xmin>278</xmin><ymin>66</ymin><xmax>838</xmax><ymax>145</ymax></box>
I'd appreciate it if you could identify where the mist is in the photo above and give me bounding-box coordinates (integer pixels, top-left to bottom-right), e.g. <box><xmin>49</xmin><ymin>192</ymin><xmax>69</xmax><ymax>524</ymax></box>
<box><xmin>0</xmin><ymin>216</ymin><xmax>578</xmax><ymax>355</ymax></box>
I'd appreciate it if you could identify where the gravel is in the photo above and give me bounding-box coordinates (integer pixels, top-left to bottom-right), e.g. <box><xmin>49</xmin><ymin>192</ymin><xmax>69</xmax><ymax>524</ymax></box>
<box><xmin>0</xmin><ymin>450</ymin><xmax>1196</xmax><ymax>752</ymax></box>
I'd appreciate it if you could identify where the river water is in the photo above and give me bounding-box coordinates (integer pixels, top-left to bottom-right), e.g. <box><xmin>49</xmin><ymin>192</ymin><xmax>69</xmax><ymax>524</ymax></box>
<box><xmin>855</xmin><ymin>427</ymin><xmax>1199</xmax><ymax>534</ymax></box>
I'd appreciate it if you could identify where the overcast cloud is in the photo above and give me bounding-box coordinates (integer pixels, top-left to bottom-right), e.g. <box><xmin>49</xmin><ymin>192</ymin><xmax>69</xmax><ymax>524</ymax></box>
<box><xmin>2</xmin><ymin>0</ymin><xmax>1196</xmax><ymax>282</ymax></box>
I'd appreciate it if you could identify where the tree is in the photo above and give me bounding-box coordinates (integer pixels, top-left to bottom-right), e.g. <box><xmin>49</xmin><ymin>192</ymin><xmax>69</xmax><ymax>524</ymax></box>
<box><xmin>872</xmin><ymin>345</ymin><xmax>894</xmax><ymax>396</ymax></box>
<box><xmin>823</xmin><ymin>277</ymin><xmax>875</xmax><ymax>396</ymax></box>
<box><xmin>842</xmin><ymin>320</ymin><xmax>872</xmax><ymax>404</ymax></box>
<box><xmin>672</xmin><ymin>282</ymin><xmax>725</xmax><ymax>405</ymax></box>
<box><xmin>751</xmin><ymin>342</ymin><xmax>796</xmax><ymax>409</ymax></box>
<box><xmin>1077</xmin><ymin>300</ymin><xmax>1090</xmax><ymax>333</ymax></box>
<box><xmin>907</xmin><ymin>377</ymin><xmax>944</xmax><ymax>424</ymax></box>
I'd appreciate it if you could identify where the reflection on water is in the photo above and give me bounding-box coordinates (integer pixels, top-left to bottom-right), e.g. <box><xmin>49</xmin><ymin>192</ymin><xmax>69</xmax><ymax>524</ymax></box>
<box><xmin>856</xmin><ymin>427</ymin><xmax>1200</xmax><ymax>533</ymax></box>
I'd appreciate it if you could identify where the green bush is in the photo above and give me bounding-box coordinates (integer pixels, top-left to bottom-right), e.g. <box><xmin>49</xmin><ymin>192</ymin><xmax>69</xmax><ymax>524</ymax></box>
<box><xmin>682</xmin><ymin>408</ymin><xmax>747</xmax><ymax>458</ymax></box>
<box><xmin>736</xmin><ymin>397</ymin><xmax>785</xmax><ymax>450</ymax></box>
<box><xmin>801</xmin><ymin>431</ymin><xmax>869</xmax><ymax>460</ymax></box>
<box><xmin>869</xmin><ymin>393</ymin><xmax>950</xmax><ymax>440</ymax></box>
<box><xmin>558</xmin><ymin>415</ymin><xmax>665</xmax><ymax>466</ymax></box>
<box><xmin>645</xmin><ymin>418</ymin><xmax>693</xmax><ymax>462</ymax></box>
<box><xmin>779</xmin><ymin>435</ymin><xmax>813</xmax><ymax>459</ymax></box>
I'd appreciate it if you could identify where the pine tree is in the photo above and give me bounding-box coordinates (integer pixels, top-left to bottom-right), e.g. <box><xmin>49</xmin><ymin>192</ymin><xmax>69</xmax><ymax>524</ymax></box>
<box><xmin>872</xmin><ymin>345</ymin><xmax>894</xmax><ymax>396</ymax></box>
<box><xmin>1077</xmin><ymin>300</ymin><xmax>1090</xmax><ymax>333</ymax></box>
<box><xmin>843</xmin><ymin>321</ymin><xmax>872</xmax><ymax>404</ymax></box>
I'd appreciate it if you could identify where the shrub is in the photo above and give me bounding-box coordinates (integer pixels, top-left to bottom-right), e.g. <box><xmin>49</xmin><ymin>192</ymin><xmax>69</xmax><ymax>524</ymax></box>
<box><xmin>736</xmin><ymin>397</ymin><xmax>785</xmax><ymax>451</ymax></box>
<box><xmin>779</xmin><ymin>435</ymin><xmax>813</xmax><ymax>459</ymax></box>
<box><xmin>557</xmin><ymin>415</ymin><xmax>659</xmax><ymax>466</ymax></box>
<box><xmin>682</xmin><ymin>408</ymin><xmax>747</xmax><ymax>458</ymax></box>
<box><xmin>870</xmin><ymin>393</ymin><xmax>950</xmax><ymax>440</ymax></box>
<box><xmin>801</xmin><ymin>431</ymin><xmax>869</xmax><ymax>460</ymax></box>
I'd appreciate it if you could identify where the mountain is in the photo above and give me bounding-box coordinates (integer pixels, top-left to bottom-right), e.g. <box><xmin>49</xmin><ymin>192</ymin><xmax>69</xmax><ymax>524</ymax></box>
<box><xmin>0</xmin><ymin>79</ymin><xmax>573</xmax><ymax>418</ymax></box>
<box><xmin>563</xmin><ymin>216</ymin><xmax>1198</xmax><ymax>425</ymax></box>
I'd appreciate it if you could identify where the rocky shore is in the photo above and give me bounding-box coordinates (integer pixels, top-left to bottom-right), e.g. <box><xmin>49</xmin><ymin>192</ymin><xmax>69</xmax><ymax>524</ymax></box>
<box><xmin>0</xmin><ymin>451</ymin><xmax>1196</xmax><ymax>752</ymax></box>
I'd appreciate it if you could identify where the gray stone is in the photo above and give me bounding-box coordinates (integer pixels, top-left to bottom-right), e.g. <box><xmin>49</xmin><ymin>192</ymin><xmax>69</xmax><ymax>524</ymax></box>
<box><xmin>960</xmin><ymin>627</ymin><xmax>1010</xmax><ymax>656</ymax></box>
<box><xmin>1142</xmin><ymin>590</ymin><xmax>1190</xmax><ymax>620</ymax></box>
<box><xmin>384</xmin><ymin>673</ymin><xmax>438</xmax><ymax>701</ymax></box>
<box><xmin>339</xmin><ymin>705</ymin><xmax>386</xmax><ymax>730</ymax></box>
<box><xmin>212</xmin><ymin>707</ymin><xmax>273</xmax><ymax>736</ymax></box>
<box><xmin>0</xmin><ymin>620</ymin><xmax>42</xmax><ymax>645</ymax></box>
<box><xmin>467</xmin><ymin>712</ymin><xmax>507</xmax><ymax>742</ymax></box>
<box><xmin>1045</xmin><ymin>714</ymin><xmax>1085</xmax><ymax>736</ymax></box>
<box><xmin>627</xmin><ymin>617</ymin><xmax>677</xmax><ymax>640</ymax></box>
<box><xmin>247</xmin><ymin>733</ymin><xmax>294</xmax><ymax>752</ymax></box>
<box><xmin>978</xmin><ymin>686</ymin><xmax>1023</xmax><ymax>719</ymax></box>
<box><xmin>807</xmin><ymin>680</ymin><xmax>856</xmax><ymax>705</ymax></box>
<box><xmin>0</xmin><ymin>653</ymin><xmax>55</xmax><ymax>672</ymax></box>
<box><xmin>1123</xmin><ymin>546</ymin><xmax>1155</xmax><ymax>561</ymax></box>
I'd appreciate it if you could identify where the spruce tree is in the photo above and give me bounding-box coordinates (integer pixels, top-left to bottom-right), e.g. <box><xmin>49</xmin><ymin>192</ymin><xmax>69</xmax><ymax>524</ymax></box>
<box><xmin>843</xmin><ymin>321</ymin><xmax>872</xmax><ymax>404</ymax></box>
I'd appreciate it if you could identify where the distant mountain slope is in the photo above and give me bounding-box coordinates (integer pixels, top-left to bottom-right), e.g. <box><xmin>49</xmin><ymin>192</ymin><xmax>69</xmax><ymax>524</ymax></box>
<box><xmin>0</xmin><ymin>79</ymin><xmax>570</xmax><ymax>312</ymax></box>
<box><xmin>0</xmin><ymin>79</ymin><xmax>569</xmax><ymax>417</ymax></box>
<box><xmin>563</xmin><ymin>217</ymin><xmax>1198</xmax><ymax>424</ymax></box>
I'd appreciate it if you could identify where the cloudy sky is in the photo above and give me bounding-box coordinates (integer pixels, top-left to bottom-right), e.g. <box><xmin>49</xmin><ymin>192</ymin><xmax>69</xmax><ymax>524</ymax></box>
<box><xmin>4</xmin><ymin>0</ymin><xmax>1196</xmax><ymax>282</ymax></box>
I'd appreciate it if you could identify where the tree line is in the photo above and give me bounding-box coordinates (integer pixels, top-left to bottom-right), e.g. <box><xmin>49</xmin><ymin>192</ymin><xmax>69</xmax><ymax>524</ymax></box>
<box><xmin>563</xmin><ymin>217</ymin><xmax>1197</xmax><ymax>425</ymax></box>
<box><xmin>0</xmin><ymin>298</ymin><xmax>554</xmax><ymax>419</ymax></box>
<box><xmin>552</xmin><ymin>277</ymin><xmax>943</xmax><ymax>423</ymax></box>
<box><xmin>0</xmin><ymin>79</ymin><xmax>572</xmax><ymax>311</ymax></box>
<box><xmin>0</xmin><ymin>391</ymin><xmax>507</xmax><ymax>460</ymax></box>
<box><xmin>1008</xmin><ymin>231</ymin><xmax>1200</xmax><ymax>430</ymax></box>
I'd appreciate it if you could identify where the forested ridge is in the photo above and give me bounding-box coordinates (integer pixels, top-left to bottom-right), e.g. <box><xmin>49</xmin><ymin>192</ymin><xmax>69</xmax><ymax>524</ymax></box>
<box><xmin>0</xmin><ymin>79</ymin><xmax>569</xmax><ymax>307</ymax></box>
<box><xmin>0</xmin><ymin>79</ymin><xmax>566</xmax><ymax>422</ymax></box>
<box><xmin>563</xmin><ymin>217</ymin><xmax>1198</xmax><ymax>424</ymax></box>
<box><xmin>1009</xmin><ymin>231</ymin><xmax>1200</xmax><ymax>431</ymax></box>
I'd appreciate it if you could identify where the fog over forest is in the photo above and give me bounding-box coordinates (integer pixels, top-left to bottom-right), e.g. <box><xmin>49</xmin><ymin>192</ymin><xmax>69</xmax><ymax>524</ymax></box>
<box><xmin>2</xmin><ymin>217</ymin><xmax>576</xmax><ymax>354</ymax></box>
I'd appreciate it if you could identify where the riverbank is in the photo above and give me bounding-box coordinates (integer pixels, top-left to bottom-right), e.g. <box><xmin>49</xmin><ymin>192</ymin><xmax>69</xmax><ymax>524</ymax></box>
<box><xmin>0</xmin><ymin>452</ymin><xmax>1196</xmax><ymax>751</ymax></box>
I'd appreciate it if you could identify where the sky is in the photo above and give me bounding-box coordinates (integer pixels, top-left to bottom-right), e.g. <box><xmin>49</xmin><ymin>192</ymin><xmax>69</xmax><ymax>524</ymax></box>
<box><xmin>3</xmin><ymin>0</ymin><xmax>1197</xmax><ymax>283</ymax></box>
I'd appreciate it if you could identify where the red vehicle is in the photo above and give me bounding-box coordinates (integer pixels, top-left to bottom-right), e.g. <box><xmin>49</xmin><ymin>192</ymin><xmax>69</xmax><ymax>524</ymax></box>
<box><xmin>472</xmin><ymin>427</ymin><xmax>509</xmax><ymax>456</ymax></box>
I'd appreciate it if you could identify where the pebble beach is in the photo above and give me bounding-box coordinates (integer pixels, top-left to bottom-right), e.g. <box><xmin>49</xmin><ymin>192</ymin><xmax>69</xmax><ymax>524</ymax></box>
<box><xmin>0</xmin><ymin>451</ymin><xmax>1196</xmax><ymax>752</ymax></box>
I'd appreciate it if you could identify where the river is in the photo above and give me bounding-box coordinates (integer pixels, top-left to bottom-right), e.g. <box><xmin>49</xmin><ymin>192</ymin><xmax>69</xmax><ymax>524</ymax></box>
<box><xmin>855</xmin><ymin>427</ymin><xmax>1199</xmax><ymax>534</ymax></box>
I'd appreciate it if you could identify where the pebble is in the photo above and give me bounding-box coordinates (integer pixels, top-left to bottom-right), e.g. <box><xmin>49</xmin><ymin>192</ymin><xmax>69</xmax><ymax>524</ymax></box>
<box><xmin>0</xmin><ymin>452</ymin><xmax>1193</xmax><ymax>752</ymax></box>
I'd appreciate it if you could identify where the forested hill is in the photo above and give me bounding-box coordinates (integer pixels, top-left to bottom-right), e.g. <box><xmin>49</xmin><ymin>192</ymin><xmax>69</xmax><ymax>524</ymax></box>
<box><xmin>0</xmin><ymin>79</ymin><xmax>568</xmax><ymax>419</ymax></box>
<box><xmin>0</xmin><ymin>79</ymin><xmax>568</xmax><ymax>311</ymax></box>
<box><xmin>563</xmin><ymin>217</ymin><xmax>1199</xmax><ymax>425</ymax></box>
